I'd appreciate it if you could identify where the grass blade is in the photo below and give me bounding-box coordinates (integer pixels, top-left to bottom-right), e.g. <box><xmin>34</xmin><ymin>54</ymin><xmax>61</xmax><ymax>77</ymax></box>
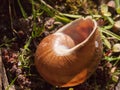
<box><xmin>17</xmin><ymin>0</ymin><xmax>27</xmax><ymax>18</ymax></box>
<box><xmin>100</xmin><ymin>28</ymin><xmax>120</xmax><ymax>40</ymax></box>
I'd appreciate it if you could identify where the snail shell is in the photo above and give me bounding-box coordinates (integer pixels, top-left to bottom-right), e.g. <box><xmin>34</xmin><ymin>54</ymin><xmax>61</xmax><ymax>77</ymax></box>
<box><xmin>35</xmin><ymin>17</ymin><xmax>103</xmax><ymax>87</ymax></box>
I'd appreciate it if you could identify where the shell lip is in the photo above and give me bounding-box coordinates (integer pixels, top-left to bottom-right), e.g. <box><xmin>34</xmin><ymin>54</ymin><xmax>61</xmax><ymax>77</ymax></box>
<box><xmin>54</xmin><ymin>16</ymin><xmax>98</xmax><ymax>52</ymax></box>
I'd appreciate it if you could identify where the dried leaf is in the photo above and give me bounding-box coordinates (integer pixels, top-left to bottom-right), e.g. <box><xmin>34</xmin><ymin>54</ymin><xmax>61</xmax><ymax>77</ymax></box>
<box><xmin>101</xmin><ymin>4</ymin><xmax>111</xmax><ymax>16</ymax></box>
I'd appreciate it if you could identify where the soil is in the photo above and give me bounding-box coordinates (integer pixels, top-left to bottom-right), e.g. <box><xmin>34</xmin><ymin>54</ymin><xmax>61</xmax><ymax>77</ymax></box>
<box><xmin>0</xmin><ymin>0</ymin><xmax>120</xmax><ymax>90</ymax></box>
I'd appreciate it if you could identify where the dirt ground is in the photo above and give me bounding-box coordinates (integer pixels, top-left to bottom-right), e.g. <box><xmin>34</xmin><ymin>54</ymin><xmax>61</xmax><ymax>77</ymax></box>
<box><xmin>0</xmin><ymin>0</ymin><xmax>120</xmax><ymax>90</ymax></box>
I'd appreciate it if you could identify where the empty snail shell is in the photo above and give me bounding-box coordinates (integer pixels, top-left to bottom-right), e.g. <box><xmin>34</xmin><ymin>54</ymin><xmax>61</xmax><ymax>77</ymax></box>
<box><xmin>35</xmin><ymin>16</ymin><xmax>103</xmax><ymax>87</ymax></box>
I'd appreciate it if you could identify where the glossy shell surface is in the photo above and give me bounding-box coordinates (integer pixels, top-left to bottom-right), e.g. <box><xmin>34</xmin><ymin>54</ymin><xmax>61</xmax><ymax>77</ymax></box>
<box><xmin>35</xmin><ymin>17</ymin><xmax>103</xmax><ymax>87</ymax></box>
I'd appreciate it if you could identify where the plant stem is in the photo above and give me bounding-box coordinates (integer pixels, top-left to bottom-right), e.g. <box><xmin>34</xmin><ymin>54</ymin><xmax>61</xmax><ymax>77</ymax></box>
<box><xmin>17</xmin><ymin>0</ymin><xmax>27</xmax><ymax>18</ymax></box>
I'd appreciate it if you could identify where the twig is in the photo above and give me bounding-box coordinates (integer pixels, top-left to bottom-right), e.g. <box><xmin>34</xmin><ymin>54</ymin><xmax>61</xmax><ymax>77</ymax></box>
<box><xmin>39</xmin><ymin>0</ymin><xmax>58</xmax><ymax>13</ymax></box>
<box><xmin>8</xmin><ymin>0</ymin><xmax>17</xmax><ymax>35</ymax></box>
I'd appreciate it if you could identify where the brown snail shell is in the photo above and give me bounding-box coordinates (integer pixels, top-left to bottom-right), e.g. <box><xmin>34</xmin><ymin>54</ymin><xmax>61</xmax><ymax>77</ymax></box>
<box><xmin>35</xmin><ymin>17</ymin><xmax>103</xmax><ymax>87</ymax></box>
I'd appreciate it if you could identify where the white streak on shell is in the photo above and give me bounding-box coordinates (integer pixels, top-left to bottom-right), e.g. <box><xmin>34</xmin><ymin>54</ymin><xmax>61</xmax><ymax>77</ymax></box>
<box><xmin>95</xmin><ymin>41</ymin><xmax>99</xmax><ymax>48</ymax></box>
<box><xmin>53</xmin><ymin>33</ymin><xmax>71</xmax><ymax>56</ymax></box>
